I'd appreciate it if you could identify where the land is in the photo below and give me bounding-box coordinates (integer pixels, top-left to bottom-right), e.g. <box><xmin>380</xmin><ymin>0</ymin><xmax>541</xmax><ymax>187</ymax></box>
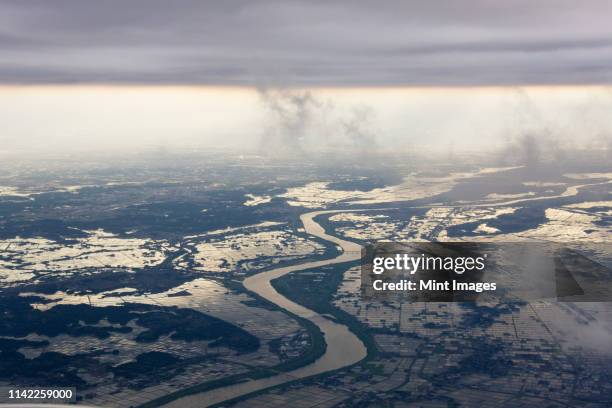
<box><xmin>0</xmin><ymin>151</ymin><xmax>611</xmax><ymax>407</ymax></box>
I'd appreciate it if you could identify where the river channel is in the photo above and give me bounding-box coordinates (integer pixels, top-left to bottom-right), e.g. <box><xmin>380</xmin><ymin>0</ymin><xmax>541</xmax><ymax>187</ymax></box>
<box><xmin>163</xmin><ymin>210</ymin><xmax>368</xmax><ymax>408</ymax></box>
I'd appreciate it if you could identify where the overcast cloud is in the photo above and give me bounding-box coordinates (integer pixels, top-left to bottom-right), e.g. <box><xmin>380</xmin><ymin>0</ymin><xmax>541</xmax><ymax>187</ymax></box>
<box><xmin>1</xmin><ymin>0</ymin><xmax>612</xmax><ymax>85</ymax></box>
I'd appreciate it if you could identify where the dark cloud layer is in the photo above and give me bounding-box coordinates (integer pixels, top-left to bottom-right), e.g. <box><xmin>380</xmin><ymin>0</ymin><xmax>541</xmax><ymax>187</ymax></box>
<box><xmin>1</xmin><ymin>0</ymin><xmax>612</xmax><ymax>85</ymax></box>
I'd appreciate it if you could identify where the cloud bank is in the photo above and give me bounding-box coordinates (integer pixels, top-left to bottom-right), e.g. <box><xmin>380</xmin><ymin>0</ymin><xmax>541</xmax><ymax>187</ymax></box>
<box><xmin>2</xmin><ymin>0</ymin><xmax>612</xmax><ymax>85</ymax></box>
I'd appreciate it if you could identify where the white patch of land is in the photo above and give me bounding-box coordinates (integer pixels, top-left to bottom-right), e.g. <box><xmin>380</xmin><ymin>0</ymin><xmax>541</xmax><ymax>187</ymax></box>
<box><xmin>243</xmin><ymin>194</ymin><xmax>272</xmax><ymax>206</ymax></box>
<box><xmin>328</xmin><ymin>213</ymin><xmax>397</xmax><ymax>241</ymax></box>
<box><xmin>328</xmin><ymin>213</ymin><xmax>389</xmax><ymax>223</ymax></box>
<box><xmin>0</xmin><ymin>230</ymin><xmax>168</xmax><ymax>285</ymax></box>
<box><xmin>522</xmin><ymin>181</ymin><xmax>566</xmax><ymax>187</ymax></box>
<box><xmin>473</xmin><ymin>223</ymin><xmax>501</xmax><ymax>234</ymax></box>
<box><xmin>0</xmin><ymin>184</ymin><xmax>98</xmax><ymax>197</ymax></box>
<box><xmin>184</xmin><ymin>221</ymin><xmax>285</xmax><ymax>239</ymax></box>
<box><xmin>185</xmin><ymin>230</ymin><xmax>325</xmax><ymax>273</ymax></box>
<box><xmin>278</xmin><ymin>182</ymin><xmax>356</xmax><ymax>209</ymax></box>
<box><xmin>565</xmin><ymin>200</ymin><xmax>612</xmax><ymax>210</ymax></box>
<box><xmin>517</xmin><ymin>208</ymin><xmax>609</xmax><ymax>242</ymax></box>
<box><xmin>348</xmin><ymin>175</ymin><xmax>459</xmax><ymax>205</ymax></box>
<box><xmin>0</xmin><ymin>186</ymin><xmax>30</xmax><ymax>197</ymax></box>
<box><xmin>328</xmin><ymin>207</ymin><xmax>517</xmax><ymax>241</ymax></box>
<box><xmin>29</xmin><ymin>278</ymin><xmax>302</xmax><ymax>343</ymax></box>
<box><xmin>564</xmin><ymin>172</ymin><xmax>612</xmax><ymax>180</ymax></box>
<box><xmin>278</xmin><ymin>167</ymin><xmax>520</xmax><ymax>209</ymax></box>
<box><xmin>412</xmin><ymin>207</ymin><xmax>517</xmax><ymax>240</ymax></box>
<box><xmin>485</xmin><ymin>192</ymin><xmax>536</xmax><ymax>200</ymax></box>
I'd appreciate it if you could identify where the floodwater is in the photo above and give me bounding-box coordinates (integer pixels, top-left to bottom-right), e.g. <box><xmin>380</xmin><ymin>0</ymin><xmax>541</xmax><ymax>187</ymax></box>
<box><xmin>163</xmin><ymin>210</ymin><xmax>368</xmax><ymax>408</ymax></box>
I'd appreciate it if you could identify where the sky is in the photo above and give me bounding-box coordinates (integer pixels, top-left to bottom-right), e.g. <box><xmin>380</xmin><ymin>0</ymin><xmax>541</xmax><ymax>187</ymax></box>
<box><xmin>1</xmin><ymin>1</ymin><xmax>611</xmax><ymax>155</ymax></box>
<box><xmin>2</xmin><ymin>0</ymin><xmax>612</xmax><ymax>85</ymax></box>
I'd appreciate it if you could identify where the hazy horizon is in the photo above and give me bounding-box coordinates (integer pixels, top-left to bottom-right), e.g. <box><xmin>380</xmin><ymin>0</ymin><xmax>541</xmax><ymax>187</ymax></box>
<box><xmin>1</xmin><ymin>85</ymin><xmax>611</xmax><ymax>158</ymax></box>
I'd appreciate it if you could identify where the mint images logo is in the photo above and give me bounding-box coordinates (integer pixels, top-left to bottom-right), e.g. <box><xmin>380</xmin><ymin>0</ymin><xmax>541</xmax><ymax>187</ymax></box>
<box><xmin>361</xmin><ymin>242</ymin><xmax>612</xmax><ymax>302</ymax></box>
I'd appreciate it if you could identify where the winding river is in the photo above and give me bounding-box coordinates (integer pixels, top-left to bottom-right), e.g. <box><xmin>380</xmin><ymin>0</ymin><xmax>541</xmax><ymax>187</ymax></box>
<box><xmin>163</xmin><ymin>210</ymin><xmax>368</xmax><ymax>408</ymax></box>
